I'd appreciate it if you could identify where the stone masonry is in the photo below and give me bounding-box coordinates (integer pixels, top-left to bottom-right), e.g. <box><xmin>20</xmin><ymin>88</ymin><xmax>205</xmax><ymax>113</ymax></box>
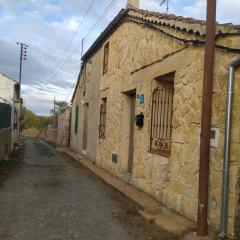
<box><xmin>71</xmin><ymin>7</ymin><xmax>240</xmax><ymax>238</ymax></box>
<box><xmin>56</xmin><ymin>108</ymin><xmax>70</xmax><ymax>147</ymax></box>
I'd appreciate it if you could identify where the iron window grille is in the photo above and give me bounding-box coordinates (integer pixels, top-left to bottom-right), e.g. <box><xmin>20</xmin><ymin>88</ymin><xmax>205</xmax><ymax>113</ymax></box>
<box><xmin>150</xmin><ymin>72</ymin><xmax>175</xmax><ymax>157</ymax></box>
<box><xmin>99</xmin><ymin>98</ymin><xmax>107</xmax><ymax>139</ymax></box>
<box><xmin>103</xmin><ymin>42</ymin><xmax>109</xmax><ymax>75</ymax></box>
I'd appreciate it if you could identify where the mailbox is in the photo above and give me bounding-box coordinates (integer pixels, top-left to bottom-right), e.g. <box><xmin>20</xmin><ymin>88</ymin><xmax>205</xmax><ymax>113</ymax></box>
<box><xmin>135</xmin><ymin>113</ymin><xmax>144</xmax><ymax>128</ymax></box>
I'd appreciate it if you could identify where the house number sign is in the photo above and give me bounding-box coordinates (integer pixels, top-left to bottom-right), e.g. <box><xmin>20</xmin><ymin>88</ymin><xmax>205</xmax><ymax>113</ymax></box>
<box><xmin>140</xmin><ymin>94</ymin><xmax>144</xmax><ymax>104</ymax></box>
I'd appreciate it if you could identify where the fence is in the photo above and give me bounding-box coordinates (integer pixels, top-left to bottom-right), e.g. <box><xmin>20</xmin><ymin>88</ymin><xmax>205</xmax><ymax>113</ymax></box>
<box><xmin>0</xmin><ymin>102</ymin><xmax>12</xmax><ymax>160</ymax></box>
<box><xmin>0</xmin><ymin>102</ymin><xmax>11</xmax><ymax>129</ymax></box>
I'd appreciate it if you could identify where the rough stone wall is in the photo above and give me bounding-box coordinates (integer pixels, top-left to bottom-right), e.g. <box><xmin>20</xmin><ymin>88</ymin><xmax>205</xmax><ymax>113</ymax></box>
<box><xmin>88</xmin><ymin>20</ymin><xmax>240</xmax><ymax>238</ymax></box>
<box><xmin>233</xmin><ymin>67</ymin><xmax>240</xmax><ymax>240</ymax></box>
<box><xmin>235</xmin><ymin>176</ymin><xmax>240</xmax><ymax>239</ymax></box>
<box><xmin>45</xmin><ymin>125</ymin><xmax>57</xmax><ymax>144</ymax></box>
<box><xmin>56</xmin><ymin>109</ymin><xmax>70</xmax><ymax>147</ymax></box>
<box><xmin>44</xmin><ymin>110</ymin><xmax>70</xmax><ymax>147</ymax></box>
<box><xmin>70</xmin><ymin>50</ymin><xmax>101</xmax><ymax>162</ymax></box>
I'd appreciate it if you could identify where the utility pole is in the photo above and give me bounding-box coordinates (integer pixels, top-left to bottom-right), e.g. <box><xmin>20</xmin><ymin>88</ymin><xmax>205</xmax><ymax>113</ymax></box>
<box><xmin>17</xmin><ymin>42</ymin><xmax>28</xmax><ymax>98</ymax></box>
<box><xmin>81</xmin><ymin>38</ymin><xmax>85</xmax><ymax>59</ymax></box>
<box><xmin>197</xmin><ymin>0</ymin><xmax>217</xmax><ymax>236</ymax></box>
<box><xmin>54</xmin><ymin>97</ymin><xmax>56</xmax><ymax>113</ymax></box>
<box><xmin>159</xmin><ymin>0</ymin><xmax>169</xmax><ymax>14</ymax></box>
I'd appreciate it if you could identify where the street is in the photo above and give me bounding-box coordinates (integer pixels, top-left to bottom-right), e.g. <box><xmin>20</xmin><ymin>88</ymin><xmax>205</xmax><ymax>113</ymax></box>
<box><xmin>0</xmin><ymin>139</ymin><xmax>177</xmax><ymax>240</ymax></box>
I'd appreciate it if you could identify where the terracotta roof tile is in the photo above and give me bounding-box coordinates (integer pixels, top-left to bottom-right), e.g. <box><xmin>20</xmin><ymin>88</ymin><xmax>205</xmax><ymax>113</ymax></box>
<box><xmin>129</xmin><ymin>8</ymin><xmax>240</xmax><ymax>36</ymax></box>
<box><xmin>81</xmin><ymin>8</ymin><xmax>240</xmax><ymax>61</ymax></box>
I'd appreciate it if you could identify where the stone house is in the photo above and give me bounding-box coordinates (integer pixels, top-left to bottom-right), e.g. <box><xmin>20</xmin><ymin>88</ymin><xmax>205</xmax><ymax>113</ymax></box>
<box><xmin>0</xmin><ymin>74</ymin><xmax>21</xmax><ymax>159</ymax></box>
<box><xmin>70</xmin><ymin>1</ymin><xmax>240</xmax><ymax>238</ymax></box>
<box><xmin>70</xmin><ymin>55</ymin><xmax>101</xmax><ymax>162</ymax></box>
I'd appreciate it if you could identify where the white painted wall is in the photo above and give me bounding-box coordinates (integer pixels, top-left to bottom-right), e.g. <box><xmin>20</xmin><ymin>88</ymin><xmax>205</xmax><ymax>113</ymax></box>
<box><xmin>0</xmin><ymin>74</ymin><xmax>20</xmax><ymax>152</ymax></box>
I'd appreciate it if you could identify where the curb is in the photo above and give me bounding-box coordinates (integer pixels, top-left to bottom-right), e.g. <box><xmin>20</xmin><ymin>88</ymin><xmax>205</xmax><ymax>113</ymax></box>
<box><xmin>58</xmin><ymin>147</ymin><xmax>216</xmax><ymax>240</ymax></box>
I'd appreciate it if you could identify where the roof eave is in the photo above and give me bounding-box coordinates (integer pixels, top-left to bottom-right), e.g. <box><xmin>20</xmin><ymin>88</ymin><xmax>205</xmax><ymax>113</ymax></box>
<box><xmin>71</xmin><ymin>63</ymin><xmax>84</xmax><ymax>103</ymax></box>
<box><xmin>81</xmin><ymin>8</ymin><xmax>130</xmax><ymax>62</ymax></box>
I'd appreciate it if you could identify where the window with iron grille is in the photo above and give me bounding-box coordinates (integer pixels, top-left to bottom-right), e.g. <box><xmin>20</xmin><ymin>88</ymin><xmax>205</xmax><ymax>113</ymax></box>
<box><xmin>99</xmin><ymin>98</ymin><xmax>107</xmax><ymax>139</ymax></box>
<box><xmin>150</xmin><ymin>72</ymin><xmax>175</xmax><ymax>157</ymax></box>
<box><xmin>103</xmin><ymin>42</ymin><xmax>109</xmax><ymax>75</ymax></box>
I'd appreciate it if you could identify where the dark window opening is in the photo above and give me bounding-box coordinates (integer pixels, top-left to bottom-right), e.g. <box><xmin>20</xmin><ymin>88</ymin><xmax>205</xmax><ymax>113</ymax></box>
<box><xmin>99</xmin><ymin>98</ymin><xmax>107</xmax><ymax>139</ymax></box>
<box><xmin>75</xmin><ymin>105</ymin><xmax>79</xmax><ymax>134</ymax></box>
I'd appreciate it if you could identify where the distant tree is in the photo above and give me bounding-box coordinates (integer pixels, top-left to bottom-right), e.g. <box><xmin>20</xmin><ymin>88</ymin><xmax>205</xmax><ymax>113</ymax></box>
<box><xmin>37</xmin><ymin>116</ymin><xmax>52</xmax><ymax>128</ymax></box>
<box><xmin>50</xmin><ymin>101</ymin><xmax>68</xmax><ymax>115</ymax></box>
<box><xmin>21</xmin><ymin>108</ymin><xmax>52</xmax><ymax>130</ymax></box>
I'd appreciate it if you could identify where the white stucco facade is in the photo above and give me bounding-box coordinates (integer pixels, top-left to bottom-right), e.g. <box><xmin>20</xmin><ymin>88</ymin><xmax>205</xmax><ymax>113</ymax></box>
<box><xmin>0</xmin><ymin>74</ymin><xmax>21</xmax><ymax>157</ymax></box>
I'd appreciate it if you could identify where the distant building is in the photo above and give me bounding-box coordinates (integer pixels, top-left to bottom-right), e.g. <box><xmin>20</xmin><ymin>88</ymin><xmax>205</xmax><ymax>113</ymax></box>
<box><xmin>0</xmin><ymin>74</ymin><xmax>21</xmax><ymax>160</ymax></box>
<box><xmin>45</xmin><ymin>108</ymin><xmax>71</xmax><ymax>148</ymax></box>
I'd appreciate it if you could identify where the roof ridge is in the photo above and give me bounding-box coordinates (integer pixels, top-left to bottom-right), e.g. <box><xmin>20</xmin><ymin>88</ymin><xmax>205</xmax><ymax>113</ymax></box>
<box><xmin>81</xmin><ymin>7</ymin><xmax>240</xmax><ymax>62</ymax></box>
<box><xmin>0</xmin><ymin>73</ymin><xmax>18</xmax><ymax>84</ymax></box>
<box><xmin>130</xmin><ymin>8</ymin><xmax>240</xmax><ymax>30</ymax></box>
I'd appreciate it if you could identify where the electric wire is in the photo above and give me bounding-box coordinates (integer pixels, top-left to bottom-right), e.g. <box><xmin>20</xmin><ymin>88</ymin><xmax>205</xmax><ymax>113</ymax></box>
<box><xmin>84</xmin><ymin>0</ymin><xmax>119</xmax><ymax>41</ymax></box>
<box><xmin>63</xmin><ymin>0</ymin><xmax>121</xmax><ymax>101</ymax></box>
<box><xmin>44</xmin><ymin>0</ymin><xmax>96</xmax><ymax>83</ymax></box>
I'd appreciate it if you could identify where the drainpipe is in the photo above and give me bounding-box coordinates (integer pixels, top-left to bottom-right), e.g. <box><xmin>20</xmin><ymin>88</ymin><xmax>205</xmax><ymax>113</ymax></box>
<box><xmin>218</xmin><ymin>56</ymin><xmax>240</xmax><ymax>239</ymax></box>
<box><xmin>197</xmin><ymin>0</ymin><xmax>217</xmax><ymax>236</ymax></box>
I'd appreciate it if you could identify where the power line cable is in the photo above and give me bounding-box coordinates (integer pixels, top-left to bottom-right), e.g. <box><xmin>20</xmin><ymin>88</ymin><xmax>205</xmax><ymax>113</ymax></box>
<box><xmin>29</xmin><ymin>46</ymin><xmax>78</xmax><ymax>65</ymax></box>
<box><xmin>44</xmin><ymin>0</ymin><xmax>96</xmax><ymax>83</ymax></box>
<box><xmin>64</xmin><ymin>0</ymin><xmax>121</xmax><ymax>102</ymax></box>
<box><xmin>65</xmin><ymin>80</ymin><xmax>78</xmax><ymax>102</ymax></box>
<box><xmin>56</xmin><ymin>0</ymin><xmax>120</xmax><ymax>81</ymax></box>
<box><xmin>58</xmin><ymin>0</ymin><xmax>96</xmax><ymax>61</ymax></box>
<box><xmin>84</xmin><ymin>0</ymin><xmax>118</xmax><ymax>40</ymax></box>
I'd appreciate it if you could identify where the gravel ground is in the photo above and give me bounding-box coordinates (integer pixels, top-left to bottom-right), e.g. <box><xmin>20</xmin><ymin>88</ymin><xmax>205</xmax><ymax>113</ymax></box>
<box><xmin>0</xmin><ymin>139</ymin><xmax>178</xmax><ymax>240</ymax></box>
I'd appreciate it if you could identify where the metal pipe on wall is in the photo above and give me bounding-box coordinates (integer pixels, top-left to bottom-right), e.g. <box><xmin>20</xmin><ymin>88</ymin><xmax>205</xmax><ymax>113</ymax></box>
<box><xmin>197</xmin><ymin>0</ymin><xmax>217</xmax><ymax>236</ymax></box>
<box><xmin>219</xmin><ymin>56</ymin><xmax>240</xmax><ymax>239</ymax></box>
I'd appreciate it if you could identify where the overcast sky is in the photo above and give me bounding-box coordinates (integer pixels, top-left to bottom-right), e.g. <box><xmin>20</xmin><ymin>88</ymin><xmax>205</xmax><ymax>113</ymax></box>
<box><xmin>0</xmin><ymin>0</ymin><xmax>239</xmax><ymax>116</ymax></box>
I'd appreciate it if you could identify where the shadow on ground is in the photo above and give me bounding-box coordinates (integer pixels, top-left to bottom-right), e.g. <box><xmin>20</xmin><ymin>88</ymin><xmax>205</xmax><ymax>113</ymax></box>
<box><xmin>0</xmin><ymin>138</ymin><xmax>179</xmax><ymax>240</ymax></box>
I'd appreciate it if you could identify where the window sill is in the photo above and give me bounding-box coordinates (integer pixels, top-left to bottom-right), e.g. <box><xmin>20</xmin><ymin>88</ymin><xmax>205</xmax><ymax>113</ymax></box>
<box><xmin>148</xmin><ymin>149</ymin><xmax>170</xmax><ymax>158</ymax></box>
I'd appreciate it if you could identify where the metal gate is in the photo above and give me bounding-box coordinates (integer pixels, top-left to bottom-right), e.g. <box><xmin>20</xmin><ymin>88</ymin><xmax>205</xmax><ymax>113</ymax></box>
<box><xmin>0</xmin><ymin>102</ymin><xmax>11</xmax><ymax>129</ymax></box>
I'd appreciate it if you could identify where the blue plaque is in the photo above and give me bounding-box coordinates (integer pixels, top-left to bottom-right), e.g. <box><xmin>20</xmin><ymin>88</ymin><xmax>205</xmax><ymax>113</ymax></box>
<box><xmin>140</xmin><ymin>94</ymin><xmax>144</xmax><ymax>104</ymax></box>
